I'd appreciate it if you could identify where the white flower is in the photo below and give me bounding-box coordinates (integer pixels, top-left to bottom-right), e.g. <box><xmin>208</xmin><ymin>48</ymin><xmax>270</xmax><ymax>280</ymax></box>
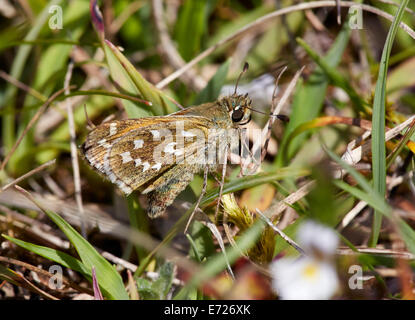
<box><xmin>297</xmin><ymin>220</ymin><xmax>339</xmax><ymax>256</ymax></box>
<box><xmin>271</xmin><ymin>257</ymin><xmax>339</xmax><ymax>300</ymax></box>
<box><xmin>270</xmin><ymin>220</ymin><xmax>339</xmax><ymax>300</ymax></box>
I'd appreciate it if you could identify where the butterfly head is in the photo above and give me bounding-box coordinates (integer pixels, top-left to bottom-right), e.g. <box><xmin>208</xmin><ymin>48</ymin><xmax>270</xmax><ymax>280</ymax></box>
<box><xmin>221</xmin><ymin>93</ymin><xmax>252</xmax><ymax>126</ymax></box>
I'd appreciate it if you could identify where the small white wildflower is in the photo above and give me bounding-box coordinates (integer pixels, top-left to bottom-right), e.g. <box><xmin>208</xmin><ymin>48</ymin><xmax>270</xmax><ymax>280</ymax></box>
<box><xmin>270</xmin><ymin>220</ymin><xmax>339</xmax><ymax>300</ymax></box>
<box><xmin>297</xmin><ymin>220</ymin><xmax>339</xmax><ymax>257</ymax></box>
<box><xmin>271</xmin><ymin>257</ymin><xmax>339</xmax><ymax>300</ymax></box>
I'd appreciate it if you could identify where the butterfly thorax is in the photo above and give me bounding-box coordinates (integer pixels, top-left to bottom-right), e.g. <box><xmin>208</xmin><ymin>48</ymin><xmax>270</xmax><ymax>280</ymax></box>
<box><xmin>172</xmin><ymin>93</ymin><xmax>252</xmax><ymax>129</ymax></box>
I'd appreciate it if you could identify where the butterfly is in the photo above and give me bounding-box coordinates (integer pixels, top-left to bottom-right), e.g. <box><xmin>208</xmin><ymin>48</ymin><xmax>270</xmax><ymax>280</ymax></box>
<box><xmin>81</xmin><ymin>92</ymin><xmax>253</xmax><ymax>218</ymax></box>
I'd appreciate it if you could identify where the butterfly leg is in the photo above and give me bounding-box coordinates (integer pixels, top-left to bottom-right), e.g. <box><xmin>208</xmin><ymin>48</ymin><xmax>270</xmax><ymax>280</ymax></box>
<box><xmin>214</xmin><ymin>143</ymin><xmax>228</xmax><ymax>221</ymax></box>
<box><xmin>184</xmin><ymin>165</ymin><xmax>209</xmax><ymax>233</ymax></box>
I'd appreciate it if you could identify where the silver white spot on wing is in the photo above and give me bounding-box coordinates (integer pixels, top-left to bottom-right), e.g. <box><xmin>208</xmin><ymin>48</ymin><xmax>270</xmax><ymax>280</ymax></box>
<box><xmin>109</xmin><ymin>123</ymin><xmax>117</xmax><ymax>136</ymax></box>
<box><xmin>98</xmin><ymin>138</ymin><xmax>111</xmax><ymax>149</ymax></box>
<box><xmin>150</xmin><ymin>130</ymin><xmax>160</xmax><ymax>139</ymax></box>
<box><xmin>152</xmin><ymin>163</ymin><xmax>162</xmax><ymax>171</ymax></box>
<box><xmin>134</xmin><ymin>139</ymin><xmax>144</xmax><ymax>149</ymax></box>
<box><xmin>142</xmin><ymin>161</ymin><xmax>150</xmax><ymax>172</ymax></box>
<box><xmin>164</xmin><ymin>142</ymin><xmax>177</xmax><ymax>154</ymax></box>
<box><xmin>174</xmin><ymin>149</ymin><xmax>184</xmax><ymax>156</ymax></box>
<box><xmin>120</xmin><ymin>151</ymin><xmax>133</xmax><ymax>163</ymax></box>
<box><xmin>164</xmin><ymin>141</ymin><xmax>184</xmax><ymax>156</ymax></box>
<box><xmin>181</xmin><ymin>130</ymin><xmax>196</xmax><ymax>137</ymax></box>
<box><xmin>134</xmin><ymin>158</ymin><xmax>142</xmax><ymax>167</ymax></box>
<box><xmin>116</xmin><ymin>180</ymin><xmax>132</xmax><ymax>194</ymax></box>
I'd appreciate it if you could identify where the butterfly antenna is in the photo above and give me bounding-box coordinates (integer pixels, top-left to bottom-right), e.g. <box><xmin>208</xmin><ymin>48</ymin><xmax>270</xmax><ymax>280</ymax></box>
<box><xmin>84</xmin><ymin>104</ymin><xmax>96</xmax><ymax>130</ymax></box>
<box><xmin>245</xmin><ymin>106</ymin><xmax>289</xmax><ymax>122</ymax></box>
<box><xmin>234</xmin><ymin>62</ymin><xmax>249</xmax><ymax>95</ymax></box>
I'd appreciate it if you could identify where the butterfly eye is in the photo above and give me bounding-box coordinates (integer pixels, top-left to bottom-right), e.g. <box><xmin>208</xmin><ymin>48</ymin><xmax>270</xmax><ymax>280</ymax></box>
<box><xmin>231</xmin><ymin>107</ymin><xmax>244</xmax><ymax>122</ymax></box>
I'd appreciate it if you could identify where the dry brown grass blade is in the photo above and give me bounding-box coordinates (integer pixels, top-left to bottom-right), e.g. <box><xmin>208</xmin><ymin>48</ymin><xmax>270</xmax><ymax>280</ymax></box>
<box><xmin>0</xmin><ymin>256</ymin><xmax>93</xmax><ymax>296</ymax></box>
<box><xmin>0</xmin><ymin>159</ymin><xmax>56</xmax><ymax>192</ymax></box>
<box><xmin>0</xmin><ymin>70</ymin><xmax>46</xmax><ymax>102</ymax></box>
<box><xmin>0</xmin><ymin>213</ymin><xmax>70</xmax><ymax>249</ymax></box>
<box><xmin>341</xmin><ymin>115</ymin><xmax>415</xmax><ymax>167</ymax></box>
<box><xmin>267</xmin><ymin>181</ymin><xmax>316</xmax><ymax>222</ymax></box>
<box><xmin>256</xmin><ymin>209</ymin><xmax>306</xmax><ymax>255</ymax></box>
<box><xmin>64</xmin><ymin>59</ymin><xmax>87</xmax><ymax>238</ymax></box>
<box><xmin>0</xmin><ymin>262</ymin><xmax>59</xmax><ymax>300</ymax></box>
<box><xmin>152</xmin><ymin>0</ymin><xmax>206</xmax><ymax>91</ymax></box>
<box><xmin>336</xmin><ymin>247</ymin><xmax>415</xmax><ymax>260</ymax></box>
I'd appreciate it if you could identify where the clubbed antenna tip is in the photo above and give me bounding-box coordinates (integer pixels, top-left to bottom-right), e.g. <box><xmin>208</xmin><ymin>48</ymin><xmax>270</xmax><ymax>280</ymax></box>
<box><xmin>234</xmin><ymin>62</ymin><xmax>249</xmax><ymax>95</ymax></box>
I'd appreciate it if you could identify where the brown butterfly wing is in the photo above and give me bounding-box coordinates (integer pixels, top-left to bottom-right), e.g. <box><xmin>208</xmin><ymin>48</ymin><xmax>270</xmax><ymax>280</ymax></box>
<box><xmin>81</xmin><ymin>116</ymin><xmax>214</xmax><ymax>195</ymax></box>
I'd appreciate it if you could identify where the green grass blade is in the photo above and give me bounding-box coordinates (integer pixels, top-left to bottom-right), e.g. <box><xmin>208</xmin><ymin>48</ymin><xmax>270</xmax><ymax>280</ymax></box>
<box><xmin>17</xmin><ymin>190</ymin><xmax>129</xmax><ymax>300</ymax></box>
<box><xmin>386</xmin><ymin>119</ymin><xmax>415</xmax><ymax>169</ymax></box>
<box><xmin>90</xmin><ymin>0</ymin><xmax>177</xmax><ymax>117</ymax></box>
<box><xmin>175</xmin><ymin>0</ymin><xmax>209</xmax><ymax>61</ymax></box>
<box><xmin>326</xmin><ymin>145</ymin><xmax>415</xmax><ymax>256</ymax></box>
<box><xmin>275</xmin><ymin>21</ymin><xmax>351</xmax><ymax>166</ymax></box>
<box><xmin>296</xmin><ymin>37</ymin><xmax>368</xmax><ymax>114</ymax></box>
<box><xmin>2</xmin><ymin>234</ymin><xmax>90</xmax><ymax>276</ymax></box>
<box><xmin>43</xmin><ymin>209</ymin><xmax>129</xmax><ymax>299</ymax></box>
<box><xmin>2</xmin><ymin>0</ymin><xmax>62</xmax><ymax>165</ymax></box>
<box><xmin>193</xmin><ymin>59</ymin><xmax>230</xmax><ymax>105</ymax></box>
<box><xmin>370</xmin><ymin>0</ymin><xmax>410</xmax><ymax>247</ymax></box>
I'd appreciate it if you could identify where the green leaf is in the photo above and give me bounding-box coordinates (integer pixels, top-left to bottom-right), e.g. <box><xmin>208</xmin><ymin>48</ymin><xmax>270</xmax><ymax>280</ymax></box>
<box><xmin>193</xmin><ymin>59</ymin><xmax>230</xmax><ymax>105</ymax></box>
<box><xmin>136</xmin><ymin>262</ymin><xmax>174</xmax><ymax>300</ymax></box>
<box><xmin>136</xmin><ymin>278</ymin><xmax>158</xmax><ymax>300</ymax></box>
<box><xmin>152</xmin><ymin>262</ymin><xmax>174</xmax><ymax>298</ymax></box>
<box><xmin>175</xmin><ymin>0</ymin><xmax>210</xmax><ymax>61</ymax></box>
<box><xmin>102</xmin><ymin>41</ymin><xmax>156</xmax><ymax>118</ymax></box>
<box><xmin>2</xmin><ymin>234</ymin><xmax>89</xmax><ymax>276</ymax></box>
<box><xmin>370</xmin><ymin>0</ymin><xmax>410</xmax><ymax>246</ymax></box>
<box><xmin>19</xmin><ymin>194</ymin><xmax>129</xmax><ymax>300</ymax></box>
<box><xmin>275</xmin><ymin>20</ymin><xmax>351</xmax><ymax>167</ymax></box>
<box><xmin>296</xmin><ymin>37</ymin><xmax>368</xmax><ymax>114</ymax></box>
<box><xmin>44</xmin><ymin>209</ymin><xmax>129</xmax><ymax>299</ymax></box>
<box><xmin>90</xmin><ymin>0</ymin><xmax>177</xmax><ymax>117</ymax></box>
<box><xmin>188</xmin><ymin>221</ymin><xmax>216</xmax><ymax>261</ymax></box>
<box><xmin>325</xmin><ymin>145</ymin><xmax>415</xmax><ymax>257</ymax></box>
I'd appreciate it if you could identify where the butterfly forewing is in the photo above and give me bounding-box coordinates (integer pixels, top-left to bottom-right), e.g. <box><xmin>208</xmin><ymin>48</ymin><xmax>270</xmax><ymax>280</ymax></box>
<box><xmin>81</xmin><ymin>116</ymin><xmax>215</xmax><ymax>195</ymax></box>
